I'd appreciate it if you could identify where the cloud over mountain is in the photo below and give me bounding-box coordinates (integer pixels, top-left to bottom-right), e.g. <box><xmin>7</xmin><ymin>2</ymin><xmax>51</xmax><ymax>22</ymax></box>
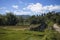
<box><xmin>12</xmin><ymin>5</ymin><xmax>19</xmax><ymax>9</ymax></box>
<box><xmin>24</xmin><ymin>3</ymin><xmax>60</xmax><ymax>13</ymax></box>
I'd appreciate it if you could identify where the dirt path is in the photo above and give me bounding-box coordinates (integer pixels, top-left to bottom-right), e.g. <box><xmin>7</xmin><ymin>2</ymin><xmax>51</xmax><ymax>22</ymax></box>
<box><xmin>53</xmin><ymin>24</ymin><xmax>60</xmax><ymax>33</ymax></box>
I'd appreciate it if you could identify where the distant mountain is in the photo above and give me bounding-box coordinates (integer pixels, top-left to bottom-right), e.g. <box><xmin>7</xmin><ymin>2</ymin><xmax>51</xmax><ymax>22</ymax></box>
<box><xmin>16</xmin><ymin>15</ymin><xmax>31</xmax><ymax>19</ymax></box>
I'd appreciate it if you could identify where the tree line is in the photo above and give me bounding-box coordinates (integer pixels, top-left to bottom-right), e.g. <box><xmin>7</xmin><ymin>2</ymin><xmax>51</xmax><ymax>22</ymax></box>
<box><xmin>0</xmin><ymin>11</ymin><xmax>60</xmax><ymax>26</ymax></box>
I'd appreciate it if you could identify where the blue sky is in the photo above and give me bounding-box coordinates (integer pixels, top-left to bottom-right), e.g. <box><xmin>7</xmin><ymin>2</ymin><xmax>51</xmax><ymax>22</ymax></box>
<box><xmin>0</xmin><ymin>0</ymin><xmax>60</xmax><ymax>15</ymax></box>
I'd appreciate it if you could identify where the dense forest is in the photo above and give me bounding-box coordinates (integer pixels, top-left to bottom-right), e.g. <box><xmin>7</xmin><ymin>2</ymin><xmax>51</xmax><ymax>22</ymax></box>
<box><xmin>0</xmin><ymin>11</ymin><xmax>60</xmax><ymax>26</ymax></box>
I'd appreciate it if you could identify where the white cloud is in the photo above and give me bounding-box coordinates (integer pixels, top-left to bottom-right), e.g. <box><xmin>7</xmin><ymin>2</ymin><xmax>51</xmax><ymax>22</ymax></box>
<box><xmin>48</xmin><ymin>5</ymin><xmax>60</xmax><ymax>11</ymax></box>
<box><xmin>12</xmin><ymin>5</ymin><xmax>19</xmax><ymax>9</ymax></box>
<box><xmin>43</xmin><ymin>5</ymin><xmax>60</xmax><ymax>11</ymax></box>
<box><xmin>23</xmin><ymin>8</ymin><xmax>26</xmax><ymax>10</ymax></box>
<box><xmin>14</xmin><ymin>10</ymin><xmax>31</xmax><ymax>15</ymax></box>
<box><xmin>27</xmin><ymin>3</ymin><xmax>43</xmax><ymax>13</ymax></box>
<box><xmin>25</xmin><ymin>3</ymin><xmax>60</xmax><ymax>13</ymax></box>
<box><xmin>5</xmin><ymin>10</ymin><xmax>10</xmax><ymax>13</ymax></box>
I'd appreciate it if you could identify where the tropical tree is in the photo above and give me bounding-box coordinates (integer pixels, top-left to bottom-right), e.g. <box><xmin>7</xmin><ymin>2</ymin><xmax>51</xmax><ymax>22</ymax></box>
<box><xmin>6</xmin><ymin>12</ymin><xmax>18</xmax><ymax>25</ymax></box>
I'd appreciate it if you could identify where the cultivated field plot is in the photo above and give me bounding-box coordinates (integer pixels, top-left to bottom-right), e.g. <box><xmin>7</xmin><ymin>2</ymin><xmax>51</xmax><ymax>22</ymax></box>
<box><xmin>0</xmin><ymin>27</ymin><xmax>44</xmax><ymax>40</ymax></box>
<box><xmin>0</xmin><ymin>26</ymin><xmax>60</xmax><ymax>40</ymax></box>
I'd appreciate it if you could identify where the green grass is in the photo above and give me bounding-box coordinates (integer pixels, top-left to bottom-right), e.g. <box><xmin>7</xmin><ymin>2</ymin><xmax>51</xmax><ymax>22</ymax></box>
<box><xmin>0</xmin><ymin>27</ymin><xmax>44</xmax><ymax>40</ymax></box>
<box><xmin>0</xmin><ymin>26</ymin><xmax>60</xmax><ymax>40</ymax></box>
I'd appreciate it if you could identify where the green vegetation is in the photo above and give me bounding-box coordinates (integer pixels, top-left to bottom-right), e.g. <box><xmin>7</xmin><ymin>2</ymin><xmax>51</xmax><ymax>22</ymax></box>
<box><xmin>0</xmin><ymin>11</ymin><xmax>60</xmax><ymax>26</ymax></box>
<box><xmin>0</xmin><ymin>27</ymin><xmax>60</xmax><ymax>40</ymax></box>
<box><xmin>0</xmin><ymin>27</ymin><xmax>44</xmax><ymax>40</ymax></box>
<box><xmin>0</xmin><ymin>11</ymin><xmax>60</xmax><ymax>40</ymax></box>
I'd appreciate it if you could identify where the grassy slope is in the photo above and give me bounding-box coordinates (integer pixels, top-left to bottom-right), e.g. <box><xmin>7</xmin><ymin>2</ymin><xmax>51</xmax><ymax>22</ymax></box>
<box><xmin>0</xmin><ymin>27</ymin><xmax>44</xmax><ymax>40</ymax></box>
<box><xmin>0</xmin><ymin>26</ymin><xmax>60</xmax><ymax>40</ymax></box>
